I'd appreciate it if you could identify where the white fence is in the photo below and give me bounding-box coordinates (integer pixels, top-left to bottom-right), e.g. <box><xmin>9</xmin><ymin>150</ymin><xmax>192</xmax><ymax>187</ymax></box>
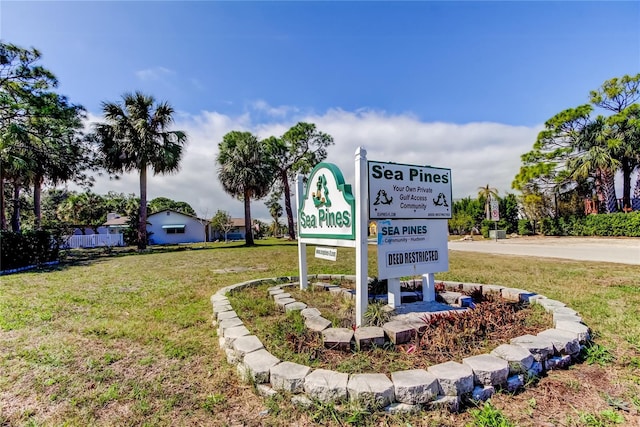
<box><xmin>62</xmin><ymin>234</ymin><xmax>124</xmax><ymax>249</ymax></box>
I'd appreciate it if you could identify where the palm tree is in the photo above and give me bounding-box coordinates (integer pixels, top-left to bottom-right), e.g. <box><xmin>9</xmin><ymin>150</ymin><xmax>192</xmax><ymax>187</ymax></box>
<box><xmin>477</xmin><ymin>184</ymin><xmax>499</xmax><ymax>220</ymax></box>
<box><xmin>266</xmin><ymin>192</ymin><xmax>283</xmax><ymax>237</ymax></box>
<box><xmin>216</xmin><ymin>131</ymin><xmax>274</xmax><ymax>246</ymax></box>
<box><xmin>569</xmin><ymin>116</ymin><xmax>619</xmax><ymax>213</ymax></box>
<box><xmin>93</xmin><ymin>92</ymin><xmax>187</xmax><ymax>249</ymax></box>
<box><xmin>570</xmin><ymin>147</ymin><xmax>619</xmax><ymax>214</ymax></box>
<box><xmin>590</xmin><ymin>74</ymin><xmax>640</xmax><ymax>210</ymax></box>
<box><xmin>609</xmin><ymin>104</ymin><xmax>640</xmax><ymax>211</ymax></box>
<box><xmin>0</xmin><ymin>135</ymin><xmax>26</xmax><ymax>231</ymax></box>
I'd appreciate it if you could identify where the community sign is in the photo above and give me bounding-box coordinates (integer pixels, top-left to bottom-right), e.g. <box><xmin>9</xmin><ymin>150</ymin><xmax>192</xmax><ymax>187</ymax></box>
<box><xmin>368</xmin><ymin>161</ymin><xmax>452</xmax><ymax>220</ymax></box>
<box><xmin>298</xmin><ymin>163</ymin><xmax>356</xmax><ymax>240</ymax></box>
<box><xmin>376</xmin><ymin>219</ymin><xmax>449</xmax><ymax>279</ymax></box>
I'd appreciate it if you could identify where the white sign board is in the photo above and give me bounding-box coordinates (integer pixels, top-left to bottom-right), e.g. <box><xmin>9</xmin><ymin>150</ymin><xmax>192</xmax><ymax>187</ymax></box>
<box><xmin>490</xmin><ymin>200</ymin><xmax>500</xmax><ymax>221</ymax></box>
<box><xmin>376</xmin><ymin>219</ymin><xmax>449</xmax><ymax>280</ymax></box>
<box><xmin>315</xmin><ymin>246</ymin><xmax>337</xmax><ymax>261</ymax></box>
<box><xmin>299</xmin><ymin>163</ymin><xmax>355</xmax><ymax>240</ymax></box>
<box><xmin>368</xmin><ymin>161</ymin><xmax>452</xmax><ymax>220</ymax></box>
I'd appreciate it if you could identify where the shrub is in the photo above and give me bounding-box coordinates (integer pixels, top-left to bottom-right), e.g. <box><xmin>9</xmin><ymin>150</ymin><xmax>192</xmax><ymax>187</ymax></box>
<box><xmin>497</xmin><ymin>219</ymin><xmax>514</xmax><ymax>234</ymax></box>
<box><xmin>481</xmin><ymin>220</ymin><xmax>493</xmax><ymax>238</ymax></box>
<box><xmin>481</xmin><ymin>219</ymin><xmax>515</xmax><ymax>237</ymax></box>
<box><xmin>364</xmin><ymin>302</ymin><xmax>391</xmax><ymax>327</ymax></box>
<box><xmin>584</xmin><ymin>212</ymin><xmax>640</xmax><ymax>236</ymax></box>
<box><xmin>524</xmin><ymin>212</ymin><xmax>639</xmax><ymax>237</ymax></box>
<box><xmin>568</xmin><ymin>212</ymin><xmax>639</xmax><ymax>237</ymax></box>
<box><xmin>0</xmin><ymin>230</ymin><xmax>59</xmax><ymax>271</ymax></box>
<box><xmin>518</xmin><ymin>219</ymin><xmax>533</xmax><ymax>236</ymax></box>
<box><xmin>540</xmin><ymin>218</ymin><xmax>555</xmax><ymax>236</ymax></box>
<box><xmin>540</xmin><ymin>217</ymin><xmax>570</xmax><ymax>236</ymax></box>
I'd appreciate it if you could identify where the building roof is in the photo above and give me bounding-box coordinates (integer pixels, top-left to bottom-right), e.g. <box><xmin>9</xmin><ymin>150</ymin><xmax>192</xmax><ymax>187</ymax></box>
<box><xmin>103</xmin><ymin>216</ymin><xmax>129</xmax><ymax>226</ymax></box>
<box><xmin>102</xmin><ymin>209</ymin><xmax>214</xmax><ymax>227</ymax></box>
<box><xmin>148</xmin><ymin>209</ymin><xmax>210</xmax><ymax>224</ymax></box>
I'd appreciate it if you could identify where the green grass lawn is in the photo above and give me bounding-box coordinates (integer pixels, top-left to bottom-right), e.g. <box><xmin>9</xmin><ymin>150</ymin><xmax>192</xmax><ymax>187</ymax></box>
<box><xmin>1</xmin><ymin>239</ymin><xmax>639</xmax><ymax>426</ymax></box>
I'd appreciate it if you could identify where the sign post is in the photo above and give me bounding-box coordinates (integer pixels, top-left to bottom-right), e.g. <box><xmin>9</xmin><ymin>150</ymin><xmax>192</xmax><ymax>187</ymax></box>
<box><xmin>296</xmin><ymin>175</ymin><xmax>308</xmax><ymax>290</ymax></box>
<box><xmin>490</xmin><ymin>199</ymin><xmax>499</xmax><ymax>242</ymax></box>
<box><xmin>354</xmin><ymin>147</ymin><xmax>368</xmax><ymax>327</ymax></box>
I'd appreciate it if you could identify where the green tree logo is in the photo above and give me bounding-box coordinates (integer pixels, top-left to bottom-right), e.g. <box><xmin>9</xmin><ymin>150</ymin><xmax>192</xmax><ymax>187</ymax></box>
<box><xmin>312</xmin><ymin>175</ymin><xmax>332</xmax><ymax>207</ymax></box>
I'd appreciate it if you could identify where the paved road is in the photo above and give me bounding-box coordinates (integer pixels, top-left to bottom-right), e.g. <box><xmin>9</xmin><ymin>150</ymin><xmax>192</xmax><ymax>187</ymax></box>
<box><xmin>448</xmin><ymin>236</ymin><xmax>640</xmax><ymax>265</ymax></box>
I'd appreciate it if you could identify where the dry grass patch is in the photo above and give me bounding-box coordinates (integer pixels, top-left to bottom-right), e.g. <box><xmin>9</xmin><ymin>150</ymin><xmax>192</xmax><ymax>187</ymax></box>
<box><xmin>490</xmin><ymin>365</ymin><xmax>640</xmax><ymax>426</ymax></box>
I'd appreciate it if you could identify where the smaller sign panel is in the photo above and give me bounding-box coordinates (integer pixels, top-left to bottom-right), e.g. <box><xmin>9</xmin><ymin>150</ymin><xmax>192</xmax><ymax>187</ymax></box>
<box><xmin>315</xmin><ymin>246</ymin><xmax>337</xmax><ymax>261</ymax></box>
<box><xmin>376</xmin><ymin>219</ymin><xmax>449</xmax><ymax>279</ymax></box>
<box><xmin>490</xmin><ymin>200</ymin><xmax>500</xmax><ymax>221</ymax></box>
<box><xmin>368</xmin><ymin>161</ymin><xmax>452</xmax><ymax>220</ymax></box>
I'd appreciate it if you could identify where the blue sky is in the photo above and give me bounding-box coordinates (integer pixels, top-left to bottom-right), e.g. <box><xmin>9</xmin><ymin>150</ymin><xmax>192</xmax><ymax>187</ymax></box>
<box><xmin>2</xmin><ymin>1</ymin><xmax>639</xmax><ymax>220</ymax></box>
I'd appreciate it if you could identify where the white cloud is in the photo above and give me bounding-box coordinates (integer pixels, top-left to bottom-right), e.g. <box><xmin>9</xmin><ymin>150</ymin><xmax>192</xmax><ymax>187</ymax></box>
<box><xmin>75</xmin><ymin>108</ymin><xmax>542</xmax><ymax>222</ymax></box>
<box><xmin>301</xmin><ymin>110</ymin><xmax>542</xmax><ymax>204</ymax></box>
<box><xmin>135</xmin><ymin>66</ymin><xmax>175</xmax><ymax>81</ymax></box>
<box><xmin>249</xmin><ymin>99</ymin><xmax>299</xmax><ymax>118</ymax></box>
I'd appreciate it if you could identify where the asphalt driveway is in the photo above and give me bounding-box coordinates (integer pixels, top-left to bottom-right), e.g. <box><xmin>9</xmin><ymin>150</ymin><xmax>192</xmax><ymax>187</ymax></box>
<box><xmin>448</xmin><ymin>236</ymin><xmax>640</xmax><ymax>265</ymax></box>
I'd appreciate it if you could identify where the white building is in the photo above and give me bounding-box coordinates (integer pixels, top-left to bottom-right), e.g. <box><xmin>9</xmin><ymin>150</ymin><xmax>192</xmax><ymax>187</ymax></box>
<box><xmin>147</xmin><ymin>209</ymin><xmax>210</xmax><ymax>245</ymax></box>
<box><xmin>104</xmin><ymin>213</ymin><xmax>129</xmax><ymax>236</ymax></box>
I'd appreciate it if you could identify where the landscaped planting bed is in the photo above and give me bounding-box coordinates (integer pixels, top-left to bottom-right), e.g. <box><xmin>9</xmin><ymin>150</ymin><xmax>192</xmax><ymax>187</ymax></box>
<box><xmin>216</xmin><ymin>275</ymin><xmax>588</xmax><ymax>413</ymax></box>
<box><xmin>229</xmin><ymin>280</ymin><xmax>553</xmax><ymax>373</ymax></box>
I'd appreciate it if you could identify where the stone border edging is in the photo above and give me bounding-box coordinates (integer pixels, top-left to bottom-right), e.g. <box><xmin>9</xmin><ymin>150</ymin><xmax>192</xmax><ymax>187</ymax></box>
<box><xmin>0</xmin><ymin>260</ymin><xmax>60</xmax><ymax>276</ymax></box>
<box><xmin>211</xmin><ymin>275</ymin><xmax>591</xmax><ymax>413</ymax></box>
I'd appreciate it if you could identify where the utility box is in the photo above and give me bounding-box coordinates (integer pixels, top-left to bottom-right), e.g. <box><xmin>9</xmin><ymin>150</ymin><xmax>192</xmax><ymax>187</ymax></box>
<box><xmin>489</xmin><ymin>230</ymin><xmax>507</xmax><ymax>239</ymax></box>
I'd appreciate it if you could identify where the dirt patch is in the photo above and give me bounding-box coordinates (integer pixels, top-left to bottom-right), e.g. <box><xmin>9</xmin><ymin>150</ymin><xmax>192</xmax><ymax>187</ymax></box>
<box><xmin>489</xmin><ymin>365</ymin><xmax>640</xmax><ymax>426</ymax></box>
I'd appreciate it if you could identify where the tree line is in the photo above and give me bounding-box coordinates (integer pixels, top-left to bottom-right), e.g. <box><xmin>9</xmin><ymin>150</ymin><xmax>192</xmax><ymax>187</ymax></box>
<box><xmin>513</xmin><ymin>73</ymin><xmax>640</xmax><ymax>216</ymax></box>
<box><xmin>1</xmin><ymin>41</ymin><xmax>332</xmax><ymax>248</ymax></box>
<box><xmin>1</xmin><ymin>42</ymin><xmax>88</xmax><ymax>233</ymax></box>
<box><xmin>3</xmin><ymin>39</ymin><xmax>637</xmax><ymax>252</ymax></box>
<box><xmin>14</xmin><ymin>186</ymin><xmax>282</xmax><ymax>245</ymax></box>
<box><xmin>1</xmin><ymin>40</ymin><xmax>190</xmax><ymax>249</ymax></box>
<box><xmin>453</xmin><ymin>74</ymin><xmax>639</xmax><ymax>237</ymax></box>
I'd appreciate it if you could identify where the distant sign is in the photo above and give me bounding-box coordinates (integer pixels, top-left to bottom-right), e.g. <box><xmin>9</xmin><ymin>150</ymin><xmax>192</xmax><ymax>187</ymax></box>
<box><xmin>490</xmin><ymin>200</ymin><xmax>500</xmax><ymax>221</ymax></box>
<box><xmin>315</xmin><ymin>246</ymin><xmax>337</xmax><ymax>261</ymax></box>
<box><xmin>298</xmin><ymin>163</ymin><xmax>355</xmax><ymax>240</ymax></box>
<box><xmin>376</xmin><ymin>219</ymin><xmax>449</xmax><ymax>279</ymax></box>
<box><xmin>368</xmin><ymin>161</ymin><xmax>452</xmax><ymax>220</ymax></box>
